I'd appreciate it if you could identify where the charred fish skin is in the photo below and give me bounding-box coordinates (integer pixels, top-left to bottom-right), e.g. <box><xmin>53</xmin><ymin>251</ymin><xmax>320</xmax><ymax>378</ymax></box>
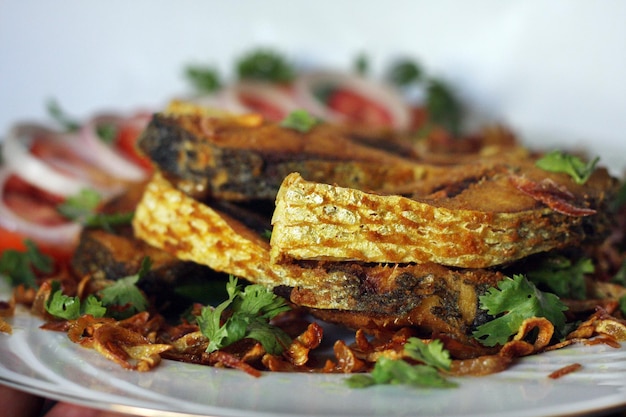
<box><xmin>136</xmin><ymin>113</ymin><xmax>438</xmax><ymax>202</ymax></box>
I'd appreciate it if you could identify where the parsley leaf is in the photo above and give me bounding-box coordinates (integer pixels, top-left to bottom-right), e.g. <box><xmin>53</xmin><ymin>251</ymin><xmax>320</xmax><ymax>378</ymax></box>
<box><xmin>197</xmin><ymin>276</ymin><xmax>291</xmax><ymax>354</ymax></box>
<box><xmin>526</xmin><ymin>256</ymin><xmax>594</xmax><ymax>300</ymax></box>
<box><xmin>98</xmin><ymin>257</ymin><xmax>150</xmax><ymax>319</ymax></box>
<box><xmin>535</xmin><ymin>150</ymin><xmax>599</xmax><ymax>184</ymax></box>
<box><xmin>0</xmin><ymin>239</ymin><xmax>52</xmax><ymax>288</ymax></box>
<box><xmin>473</xmin><ymin>275</ymin><xmax>568</xmax><ymax>347</ymax></box>
<box><xmin>46</xmin><ymin>281</ymin><xmax>107</xmax><ymax>320</ymax></box>
<box><xmin>280</xmin><ymin>110</ymin><xmax>319</xmax><ymax>133</ymax></box>
<box><xmin>185</xmin><ymin>65</ymin><xmax>222</xmax><ymax>93</ymax></box>
<box><xmin>236</xmin><ymin>49</ymin><xmax>295</xmax><ymax>83</ymax></box>
<box><xmin>57</xmin><ymin>189</ymin><xmax>134</xmax><ymax>229</ymax></box>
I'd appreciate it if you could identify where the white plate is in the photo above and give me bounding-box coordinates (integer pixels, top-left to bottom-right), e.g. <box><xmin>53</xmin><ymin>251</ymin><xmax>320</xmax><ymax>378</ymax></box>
<box><xmin>1</xmin><ymin>280</ymin><xmax>625</xmax><ymax>417</ymax></box>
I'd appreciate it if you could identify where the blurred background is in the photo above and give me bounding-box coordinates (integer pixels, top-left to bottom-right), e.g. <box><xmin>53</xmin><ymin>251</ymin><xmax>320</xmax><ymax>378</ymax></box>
<box><xmin>1</xmin><ymin>0</ymin><xmax>624</xmax><ymax>170</ymax></box>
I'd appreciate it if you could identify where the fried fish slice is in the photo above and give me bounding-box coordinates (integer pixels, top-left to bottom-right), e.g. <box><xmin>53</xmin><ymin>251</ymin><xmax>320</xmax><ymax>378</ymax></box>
<box><xmin>270</xmin><ymin>163</ymin><xmax>616</xmax><ymax>269</ymax></box>
<box><xmin>136</xmin><ymin>112</ymin><xmax>451</xmax><ymax>201</ymax></box>
<box><xmin>131</xmin><ymin>172</ymin><xmax>503</xmax><ymax>343</ymax></box>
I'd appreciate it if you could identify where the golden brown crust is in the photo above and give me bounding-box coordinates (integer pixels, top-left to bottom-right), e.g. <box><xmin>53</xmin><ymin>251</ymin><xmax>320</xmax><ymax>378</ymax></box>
<box><xmin>270</xmin><ymin>164</ymin><xmax>615</xmax><ymax>268</ymax></box>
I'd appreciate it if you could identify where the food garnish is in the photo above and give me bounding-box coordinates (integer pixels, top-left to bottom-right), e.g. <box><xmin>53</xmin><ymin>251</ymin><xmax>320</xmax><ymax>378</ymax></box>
<box><xmin>198</xmin><ymin>276</ymin><xmax>291</xmax><ymax>355</ymax></box>
<box><xmin>0</xmin><ymin>239</ymin><xmax>52</xmax><ymax>288</ymax></box>
<box><xmin>473</xmin><ymin>275</ymin><xmax>568</xmax><ymax>347</ymax></box>
<box><xmin>279</xmin><ymin>109</ymin><xmax>319</xmax><ymax>133</ymax></box>
<box><xmin>536</xmin><ymin>150</ymin><xmax>600</xmax><ymax>184</ymax></box>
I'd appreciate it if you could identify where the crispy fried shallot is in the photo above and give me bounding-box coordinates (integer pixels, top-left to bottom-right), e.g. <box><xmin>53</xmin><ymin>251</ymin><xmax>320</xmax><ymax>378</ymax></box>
<box><xmin>548</xmin><ymin>363</ymin><xmax>582</xmax><ymax>379</ymax></box>
<box><xmin>510</xmin><ymin>175</ymin><xmax>597</xmax><ymax>216</ymax></box>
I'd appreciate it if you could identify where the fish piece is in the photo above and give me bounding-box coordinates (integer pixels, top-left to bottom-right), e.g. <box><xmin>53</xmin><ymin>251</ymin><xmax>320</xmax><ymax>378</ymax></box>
<box><xmin>270</xmin><ymin>164</ymin><xmax>616</xmax><ymax>268</ymax></box>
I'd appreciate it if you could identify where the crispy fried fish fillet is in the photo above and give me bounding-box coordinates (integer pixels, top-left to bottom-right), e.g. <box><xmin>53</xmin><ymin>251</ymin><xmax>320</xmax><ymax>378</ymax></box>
<box><xmin>270</xmin><ymin>160</ymin><xmax>616</xmax><ymax>268</ymax></box>
<box><xmin>136</xmin><ymin>112</ymin><xmax>432</xmax><ymax>201</ymax></box>
<box><xmin>132</xmin><ymin>172</ymin><xmax>503</xmax><ymax>344</ymax></box>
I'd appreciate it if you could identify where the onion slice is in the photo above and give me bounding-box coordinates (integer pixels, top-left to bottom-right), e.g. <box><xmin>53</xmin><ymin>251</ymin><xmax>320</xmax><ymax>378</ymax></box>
<box><xmin>0</xmin><ymin>166</ymin><xmax>81</xmax><ymax>248</ymax></box>
<box><xmin>293</xmin><ymin>71</ymin><xmax>412</xmax><ymax>130</ymax></box>
<box><xmin>77</xmin><ymin>114</ymin><xmax>149</xmax><ymax>182</ymax></box>
<box><xmin>3</xmin><ymin>123</ymin><xmax>113</xmax><ymax>198</ymax></box>
<box><xmin>217</xmin><ymin>81</ymin><xmax>300</xmax><ymax>121</ymax></box>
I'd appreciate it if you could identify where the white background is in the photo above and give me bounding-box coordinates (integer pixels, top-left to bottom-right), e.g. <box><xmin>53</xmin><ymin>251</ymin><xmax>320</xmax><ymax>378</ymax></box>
<box><xmin>1</xmin><ymin>0</ymin><xmax>624</xmax><ymax>171</ymax></box>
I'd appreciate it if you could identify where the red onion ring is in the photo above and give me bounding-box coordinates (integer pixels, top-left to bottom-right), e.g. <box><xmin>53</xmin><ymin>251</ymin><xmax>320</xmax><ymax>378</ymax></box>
<box><xmin>3</xmin><ymin>123</ymin><xmax>110</xmax><ymax>198</ymax></box>
<box><xmin>217</xmin><ymin>81</ymin><xmax>300</xmax><ymax>120</ymax></box>
<box><xmin>0</xmin><ymin>166</ymin><xmax>81</xmax><ymax>248</ymax></box>
<box><xmin>77</xmin><ymin>114</ymin><xmax>149</xmax><ymax>182</ymax></box>
<box><xmin>293</xmin><ymin>71</ymin><xmax>412</xmax><ymax>130</ymax></box>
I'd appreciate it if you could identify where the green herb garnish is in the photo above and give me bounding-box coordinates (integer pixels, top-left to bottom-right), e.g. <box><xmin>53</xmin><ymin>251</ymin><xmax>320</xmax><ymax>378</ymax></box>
<box><xmin>387</xmin><ymin>59</ymin><xmax>423</xmax><ymax>87</ymax></box>
<box><xmin>0</xmin><ymin>239</ymin><xmax>52</xmax><ymax>288</ymax></box>
<box><xmin>98</xmin><ymin>257</ymin><xmax>150</xmax><ymax>319</ymax></box>
<box><xmin>280</xmin><ymin>109</ymin><xmax>319</xmax><ymax>133</ymax></box>
<box><xmin>185</xmin><ymin>65</ymin><xmax>222</xmax><ymax>93</ymax></box>
<box><xmin>46</xmin><ymin>281</ymin><xmax>106</xmax><ymax>320</ymax></box>
<box><xmin>353</xmin><ymin>53</ymin><xmax>369</xmax><ymax>75</ymax></box>
<box><xmin>197</xmin><ymin>276</ymin><xmax>291</xmax><ymax>354</ymax></box>
<box><xmin>46</xmin><ymin>99</ymin><xmax>80</xmax><ymax>132</ymax></box>
<box><xmin>346</xmin><ymin>338</ymin><xmax>456</xmax><ymax>389</ymax></box>
<box><xmin>236</xmin><ymin>49</ymin><xmax>295</xmax><ymax>83</ymax></box>
<box><xmin>426</xmin><ymin>78</ymin><xmax>463</xmax><ymax>137</ymax></box>
<box><xmin>526</xmin><ymin>256</ymin><xmax>594</xmax><ymax>300</ymax></box>
<box><xmin>57</xmin><ymin>189</ymin><xmax>134</xmax><ymax>229</ymax></box>
<box><xmin>96</xmin><ymin>123</ymin><xmax>117</xmax><ymax>145</ymax></box>
<box><xmin>535</xmin><ymin>150</ymin><xmax>599</xmax><ymax>184</ymax></box>
<box><xmin>473</xmin><ymin>275</ymin><xmax>568</xmax><ymax>347</ymax></box>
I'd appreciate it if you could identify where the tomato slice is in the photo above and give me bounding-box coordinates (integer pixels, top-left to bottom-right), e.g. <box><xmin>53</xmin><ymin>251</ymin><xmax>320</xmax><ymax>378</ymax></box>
<box><xmin>0</xmin><ymin>226</ymin><xmax>73</xmax><ymax>265</ymax></box>
<box><xmin>327</xmin><ymin>88</ymin><xmax>393</xmax><ymax>127</ymax></box>
<box><xmin>115</xmin><ymin>118</ymin><xmax>154</xmax><ymax>172</ymax></box>
<box><xmin>239</xmin><ymin>94</ymin><xmax>286</xmax><ymax>121</ymax></box>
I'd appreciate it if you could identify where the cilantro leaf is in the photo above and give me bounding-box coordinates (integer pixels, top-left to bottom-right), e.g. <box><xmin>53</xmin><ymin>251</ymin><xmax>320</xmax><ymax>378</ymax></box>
<box><xmin>45</xmin><ymin>281</ymin><xmax>106</xmax><ymax>320</ymax></box>
<box><xmin>426</xmin><ymin>78</ymin><xmax>463</xmax><ymax>137</ymax></box>
<box><xmin>95</xmin><ymin>123</ymin><xmax>117</xmax><ymax>145</ymax></box>
<box><xmin>535</xmin><ymin>150</ymin><xmax>599</xmax><ymax>184</ymax></box>
<box><xmin>47</xmin><ymin>291</ymin><xmax>106</xmax><ymax>320</ymax></box>
<box><xmin>46</xmin><ymin>99</ymin><xmax>80</xmax><ymax>132</ymax></box>
<box><xmin>98</xmin><ymin>257</ymin><xmax>150</xmax><ymax>319</ymax></box>
<box><xmin>387</xmin><ymin>59</ymin><xmax>423</xmax><ymax>87</ymax></box>
<box><xmin>57</xmin><ymin>189</ymin><xmax>134</xmax><ymax>229</ymax></box>
<box><xmin>346</xmin><ymin>356</ymin><xmax>457</xmax><ymax>389</ymax></box>
<box><xmin>236</xmin><ymin>48</ymin><xmax>295</xmax><ymax>83</ymax></box>
<box><xmin>280</xmin><ymin>110</ymin><xmax>319</xmax><ymax>133</ymax></box>
<box><xmin>404</xmin><ymin>338</ymin><xmax>452</xmax><ymax>371</ymax></box>
<box><xmin>185</xmin><ymin>65</ymin><xmax>222</xmax><ymax>94</ymax></box>
<box><xmin>0</xmin><ymin>239</ymin><xmax>52</xmax><ymax>288</ymax></box>
<box><xmin>197</xmin><ymin>276</ymin><xmax>291</xmax><ymax>354</ymax></box>
<box><xmin>353</xmin><ymin>52</ymin><xmax>369</xmax><ymax>75</ymax></box>
<box><xmin>473</xmin><ymin>275</ymin><xmax>568</xmax><ymax>347</ymax></box>
<box><xmin>526</xmin><ymin>256</ymin><xmax>594</xmax><ymax>300</ymax></box>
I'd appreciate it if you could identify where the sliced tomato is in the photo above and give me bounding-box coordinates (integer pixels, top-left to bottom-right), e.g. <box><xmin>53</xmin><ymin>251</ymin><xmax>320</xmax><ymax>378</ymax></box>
<box><xmin>239</xmin><ymin>94</ymin><xmax>287</xmax><ymax>121</ymax></box>
<box><xmin>115</xmin><ymin>117</ymin><xmax>154</xmax><ymax>172</ymax></box>
<box><xmin>326</xmin><ymin>88</ymin><xmax>394</xmax><ymax>128</ymax></box>
<box><xmin>0</xmin><ymin>226</ymin><xmax>73</xmax><ymax>265</ymax></box>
